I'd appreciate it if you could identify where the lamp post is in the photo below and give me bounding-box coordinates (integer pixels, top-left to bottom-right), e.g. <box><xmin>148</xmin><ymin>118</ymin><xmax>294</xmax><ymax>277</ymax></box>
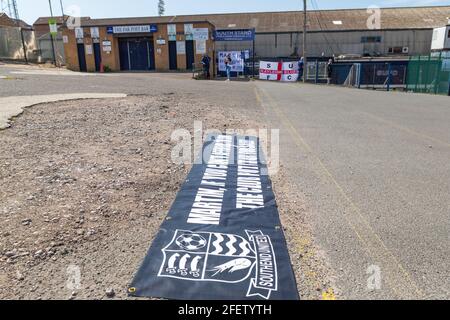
<box><xmin>48</xmin><ymin>0</ymin><xmax>57</xmax><ymax>65</ymax></box>
<box><xmin>302</xmin><ymin>0</ymin><xmax>307</xmax><ymax>83</ymax></box>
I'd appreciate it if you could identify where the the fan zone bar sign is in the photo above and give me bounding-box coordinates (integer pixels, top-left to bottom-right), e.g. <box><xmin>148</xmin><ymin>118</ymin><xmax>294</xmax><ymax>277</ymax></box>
<box><xmin>107</xmin><ymin>25</ymin><xmax>158</xmax><ymax>34</ymax></box>
<box><xmin>214</xmin><ymin>29</ymin><xmax>255</xmax><ymax>41</ymax></box>
<box><xmin>130</xmin><ymin>135</ymin><xmax>299</xmax><ymax>300</ymax></box>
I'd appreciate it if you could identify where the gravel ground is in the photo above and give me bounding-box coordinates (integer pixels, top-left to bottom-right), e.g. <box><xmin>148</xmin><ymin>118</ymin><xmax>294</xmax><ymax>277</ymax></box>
<box><xmin>0</xmin><ymin>93</ymin><xmax>335</xmax><ymax>300</ymax></box>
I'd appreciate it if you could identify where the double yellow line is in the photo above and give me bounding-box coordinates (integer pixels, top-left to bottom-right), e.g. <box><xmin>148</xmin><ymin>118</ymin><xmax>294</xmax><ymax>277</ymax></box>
<box><xmin>254</xmin><ymin>84</ymin><xmax>424</xmax><ymax>299</ymax></box>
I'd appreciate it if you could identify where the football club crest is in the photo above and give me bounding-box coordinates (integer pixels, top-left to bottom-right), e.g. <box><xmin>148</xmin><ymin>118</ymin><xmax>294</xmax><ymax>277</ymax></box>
<box><xmin>159</xmin><ymin>230</ymin><xmax>278</xmax><ymax>300</ymax></box>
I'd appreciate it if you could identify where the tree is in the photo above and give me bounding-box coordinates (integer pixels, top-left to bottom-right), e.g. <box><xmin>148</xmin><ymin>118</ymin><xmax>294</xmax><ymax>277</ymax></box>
<box><xmin>158</xmin><ymin>0</ymin><xmax>165</xmax><ymax>16</ymax></box>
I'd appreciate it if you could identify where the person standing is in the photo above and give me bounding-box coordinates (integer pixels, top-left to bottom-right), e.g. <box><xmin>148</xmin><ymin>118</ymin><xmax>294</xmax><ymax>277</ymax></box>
<box><xmin>298</xmin><ymin>57</ymin><xmax>304</xmax><ymax>82</ymax></box>
<box><xmin>224</xmin><ymin>54</ymin><xmax>232</xmax><ymax>81</ymax></box>
<box><xmin>201</xmin><ymin>54</ymin><xmax>211</xmax><ymax>79</ymax></box>
<box><xmin>327</xmin><ymin>59</ymin><xmax>333</xmax><ymax>85</ymax></box>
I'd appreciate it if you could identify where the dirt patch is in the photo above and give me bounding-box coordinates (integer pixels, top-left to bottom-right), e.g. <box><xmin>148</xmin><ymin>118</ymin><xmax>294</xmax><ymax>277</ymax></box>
<box><xmin>273</xmin><ymin>170</ymin><xmax>339</xmax><ymax>300</ymax></box>
<box><xmin>0</xmin><ymin>93</ymin><xmax>335</xmax><ymax>300</ymax></box>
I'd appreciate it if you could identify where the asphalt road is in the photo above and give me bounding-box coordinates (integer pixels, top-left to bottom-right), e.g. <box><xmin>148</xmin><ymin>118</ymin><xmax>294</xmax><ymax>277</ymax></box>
<box><xmin>254</xmin><ymin>81</ymin><xmax>449</xmax><ymax>300</ymax></box>
<box><xmin>1</xmin><ymin>64</ymin><xmax>448</xmax><ymax>299</ymax></box>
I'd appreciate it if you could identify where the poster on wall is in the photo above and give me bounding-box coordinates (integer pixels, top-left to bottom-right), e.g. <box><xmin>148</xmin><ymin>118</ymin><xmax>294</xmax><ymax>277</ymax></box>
<box><xmin>195</xmin><ymin>40</ymin><xmax>206</xmax><ymax>54</ymax></box>
<box><xmin>184</xmin><ymin>24</ymin><xmax>194</xmax><ymax>40</ymax></box>
<box><xmin>193</xmin><ymin>28</ymin><xmax>209</xmax><ymax>41</ymax></box>
<box><xmin>90</xmin><ymin>27</ymin><xmax>100</xmax><ymax>39</ymax></box>
<box><xmin>102</xmin><ymin>40</ymin><xmax>112</xmax><ymax>52</ymax></box>
<box><xmin>218</xmin><ymin>51</ymin><xmax>244</xmax><ymax>72</ymax></box>
<box><xmin>85</xmin><ymin>45</ymin><xmax>93</xmax><ymax>55</ymax></box>
<box><xmin>74</xmin><ymin>27</ymin><xmax>84</xmax><ymax>39</ymax></box>
<box><xmin>168</xmin><ymin>24</ymin><xmax>177</xmax><ymax>41</ymax></box>
<box><xmin>259</xmin><ymin>61</ymin><xmax>299</xmax><ymax>82</ymax></box>
<box><xmin>176</xmin><ymin>41</ymin><xmax>186</xmax><ymax>55</ymax></box>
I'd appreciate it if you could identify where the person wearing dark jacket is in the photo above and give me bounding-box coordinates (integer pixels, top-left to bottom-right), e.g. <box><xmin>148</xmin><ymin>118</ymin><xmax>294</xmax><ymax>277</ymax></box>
<box><xmin>327</xmin><ymin>59</ymin><xmax>333</xmax><ymax>85</ymax></box>
<box><xmin>298</xmin><ymin>57</ymin><xmax>304</xmax><ymax>81</ymax></box>
<box><xmin>201</xmin><ymin>54</ymin><xmax>211</xmax><ymax>79</ymax></box>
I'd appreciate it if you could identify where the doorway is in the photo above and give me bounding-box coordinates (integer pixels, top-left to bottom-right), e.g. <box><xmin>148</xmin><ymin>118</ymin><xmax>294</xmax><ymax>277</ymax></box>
<box><xmin>118</xmin><ymin>38</ymin><xmax>155</xmax><ymax>71</ymax></box>
<box><xmin>168</xmin><ymin>41</ymin><xmax>177</xmax><ymax>70</ymax></box>
<box><xmin>185</xmin><ymin>40</ymin><xmax>195</xmax><ymax>70</ymax></box>
<box><xmin>77</xmin><ymin>43</ymin><xmax>87</xmax><ymax>72</ymax></box>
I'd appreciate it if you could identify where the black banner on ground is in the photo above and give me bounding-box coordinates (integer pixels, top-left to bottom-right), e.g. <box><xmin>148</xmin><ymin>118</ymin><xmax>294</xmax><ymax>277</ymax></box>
<box><xmin>130</xmin><ymin>135</ymin><xmax>299</xmax><ymax>300</ymax></box>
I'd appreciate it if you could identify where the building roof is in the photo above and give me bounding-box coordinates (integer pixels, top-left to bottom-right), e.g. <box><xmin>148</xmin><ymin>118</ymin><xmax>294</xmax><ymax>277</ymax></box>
<box><xmin>33</xmin><ymin>16</ymin><xmax>91</xmax><ymax>26</ymax></box>
<box><xmin>0</xmin><ymin>12</ymin><xmax>32</xmax><ymax>29</ymax></box>
<box><xmin>55</xmin><ymin>5</ymin><xmax>450</xmax><ymax>32</ymax></box>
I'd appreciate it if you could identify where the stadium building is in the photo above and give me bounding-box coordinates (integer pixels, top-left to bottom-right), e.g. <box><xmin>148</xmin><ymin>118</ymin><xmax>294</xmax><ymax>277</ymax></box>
<box><xmin>36</xmin><ymin>5</ymin><xmax>450</xmax><ymax>72</ymax></box>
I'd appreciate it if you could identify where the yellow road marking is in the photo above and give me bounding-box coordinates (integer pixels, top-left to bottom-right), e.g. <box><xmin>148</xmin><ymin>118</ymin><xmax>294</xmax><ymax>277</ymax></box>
<box><xmin>254</xmin><ymin>84</ymin><xmax>424</xmax><ymax>299</ymax></box>
<box><xmin>322</xmin><ymin>288</ymin><xmax>337</xmax><ymax>300</ymax></box>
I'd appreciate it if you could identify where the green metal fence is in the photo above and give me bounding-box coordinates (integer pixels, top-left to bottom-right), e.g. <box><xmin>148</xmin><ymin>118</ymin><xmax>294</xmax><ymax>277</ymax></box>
<box><xmin>406</xmin><ymin>52</ymin><xmax>450</xmax><ymax>96</ymax></box>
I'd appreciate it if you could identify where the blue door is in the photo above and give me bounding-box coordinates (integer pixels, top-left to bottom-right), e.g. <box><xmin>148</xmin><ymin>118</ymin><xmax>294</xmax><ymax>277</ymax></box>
<box><xmin>169</xmin><ymin>41</ymin><xmax>177</xmax><ymax>70</ymax></box>
<box><xmin>119</xmin><ymin>38</ymin><xmax>155</xmax><ymax>71</ymax></box>
<box><xmin>129</xmin><ymin>39</ymin><xmax>148</xmax><ymax>70</ymax></box>
<box><xmin>119</xmin><ymin>39</ymin><xmax>130</xmax><ymax>71</ymax></box>
<box><xmin>77</xmin><ymin>44</ymin><xmax>87</xmax><ymax>72</ymax></box>
<box><xmin>93</xmin><ymin>43</ymin><xmax>101</xmax><ymax>72</ymax></box>
<box><xmin>186</xmin><ymin>40</ymin><xmax>195</xmax><ymax>70</ymax></box>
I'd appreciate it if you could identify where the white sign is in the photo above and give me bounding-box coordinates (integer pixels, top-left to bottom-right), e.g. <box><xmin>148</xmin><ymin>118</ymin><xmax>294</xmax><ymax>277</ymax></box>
<box><xmin>102</xmin><ymin>40</ymin><xmax>112</xmax><ymax>52</ymax></box>
<box><xmin>185</xmin><ymin>24</ymin><xmax>194</xmax><ymax>40</ymax></box>
<box><xmin>196</xmin><ymin>40</ymin><xmax>206</xmax><ymax>54</ymax></box>
<box><xmin>49</xmin><ymin>23</ymin><xmax>58</xmax><ymax>35</ymax></box>
<box><xmin>74</xmin><ymin>27</ymin><xmax>84</xmax><ymax>39</ymax></box>
<box><xmin>259</xmin><ymin>61</ymin><xmax>299</xmax><ymax>82</ymax></box>
<box><xmin>111</xmin><ymin>25</ymin><xmax>154</xmax><ymax>34</ymax></box>
<box><xmin>218</xmin><ymin>51</ymin><xmax>244</xmax><ymax>72</ymax></box>
<box><xmin>62</xmin><ymin>35</ymin><xmax>69</xmax><ymax>43</ymax></box>
<box><xmin>90</xmin><ymin>27</ymin><xmax>100</xmax><ymax>39</ymax></box>
<box><xmin>193</xmin><ymin>28</ymin><xmax>209</xmax><ymax>41</ymax></box>
<box><xmin>167</xmin><ymin>24</ymin><xmax>177</xmax><ymax>35</ymax></box>
<box><xmin>176</xmin><ymin>41</ymin><xmax>186</xmax><ymax>55</ymax></box>
<box><xmin>157</xmin><ymin>38</ymin><xmax>166</xmax><ymax>45</ymax></box>
<box><xmin>259</xmin><ymin>61</ymin><xmax>279</xmax><ymax>81</ymax></box>
<box><xmin>281</xmin><ymin>62</ymin><xmax>299</xmax><ymax>82</ymax></box>
<box><xmin>85</xmin><ymin>45</ymin><xmax>93</xmax><ymax>55</ymax></box>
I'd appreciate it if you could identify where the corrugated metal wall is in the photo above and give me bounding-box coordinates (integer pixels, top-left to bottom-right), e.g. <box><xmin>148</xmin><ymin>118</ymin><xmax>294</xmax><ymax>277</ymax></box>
<box><xmin>37</xmin><ymin>32</ymin><xmax>66</xmax><ymax>65</ymax></box>
<box><xmin>215</xmin><ymin>29</ymin><xmax>434</xmax><ymax>58</ymax></box>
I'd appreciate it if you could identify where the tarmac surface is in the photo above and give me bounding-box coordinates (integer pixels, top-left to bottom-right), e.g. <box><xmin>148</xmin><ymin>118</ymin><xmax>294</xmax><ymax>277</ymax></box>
<box><xmin>1</xmin><ymin>64</ymin><xmax>448</xmax><ymax>299</ymax></box>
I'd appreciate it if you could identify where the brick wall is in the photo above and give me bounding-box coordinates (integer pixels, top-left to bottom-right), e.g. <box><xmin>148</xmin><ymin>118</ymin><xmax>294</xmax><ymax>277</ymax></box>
<box><xmin>62</xmin><ymin>22</ymin><xmax>215</xmax><ymax>73</ymax></box>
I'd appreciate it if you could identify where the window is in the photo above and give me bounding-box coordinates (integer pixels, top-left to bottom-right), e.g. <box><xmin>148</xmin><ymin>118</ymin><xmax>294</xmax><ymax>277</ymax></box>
<box><xmin>448</xmin><ymin>29</ymin><xmax>450</xmax><ymax>38</ymax></box>
<box><xmin>361</xmin><ymin>36</ymin><xmax>382</xmax><ymax>43</ymax></box>
<box><xmin>388</xmin><ymin>47</ymin><xmax>403</xmax><ymax>54</ymax></box>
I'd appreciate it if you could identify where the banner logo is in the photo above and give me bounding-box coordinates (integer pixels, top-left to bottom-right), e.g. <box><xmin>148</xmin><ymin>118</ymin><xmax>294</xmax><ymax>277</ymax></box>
<box><xmin>159</xmin><ymin>229</ymin><xmax>278</xmax><ymax>299</ymax></box>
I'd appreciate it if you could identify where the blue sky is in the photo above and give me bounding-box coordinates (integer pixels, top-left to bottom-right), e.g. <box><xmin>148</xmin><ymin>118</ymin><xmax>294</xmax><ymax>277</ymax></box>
<box><xmin>16</xmin><ymin>0</ymin><xmax>450</xmax><ymax>24</ymax></box>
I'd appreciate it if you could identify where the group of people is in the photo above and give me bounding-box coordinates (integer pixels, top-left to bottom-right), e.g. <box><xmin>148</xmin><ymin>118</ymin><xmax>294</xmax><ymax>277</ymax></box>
<box><xmin>201</xmin><ymin>53</ymin><xmax>233</xmax><ymax>81</ymax></box>
<box><xmin>202</xmin><ymin>53</ymin><xmax>334</xmax><ymax>84</ymax></box>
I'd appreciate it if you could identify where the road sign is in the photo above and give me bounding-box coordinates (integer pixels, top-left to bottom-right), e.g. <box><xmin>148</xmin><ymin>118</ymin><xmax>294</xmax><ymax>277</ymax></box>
<box><xmin>48</xmin><ymin>18</ymin><xmax>58</xmax><ymax>36</ymax></box>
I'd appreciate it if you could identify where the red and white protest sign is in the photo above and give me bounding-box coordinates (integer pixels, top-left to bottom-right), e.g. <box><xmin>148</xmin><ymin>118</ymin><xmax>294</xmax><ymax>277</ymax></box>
<box><xmin>259</xmin><ymin>61</ymin><xmax>281</xmax><ymax>81</ymax></box>
<box><xmin>281</xmin><ymin>62</ymin><xmax>299</xmax><ymax>82</ymax></box>
<box><xmin>259</xmin><ymin>61</ymin><xmax>299</xmax><ymax>82</ymax></box>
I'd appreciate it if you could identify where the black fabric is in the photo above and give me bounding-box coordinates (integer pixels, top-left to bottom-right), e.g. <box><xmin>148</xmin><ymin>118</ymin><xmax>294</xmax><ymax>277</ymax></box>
<box><xmin>130</xmin><ymin>135</ymin><xmax>299</xmax><ymax>300</ymax></box>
